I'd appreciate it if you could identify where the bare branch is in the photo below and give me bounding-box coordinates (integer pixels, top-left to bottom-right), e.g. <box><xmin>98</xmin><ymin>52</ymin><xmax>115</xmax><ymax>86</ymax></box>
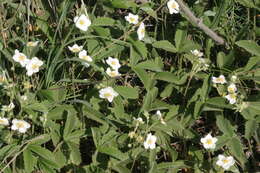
<box><xmin>175</xmin><ymin>0</ymin><xmax>226</xmax><ymax>45</ymax></box>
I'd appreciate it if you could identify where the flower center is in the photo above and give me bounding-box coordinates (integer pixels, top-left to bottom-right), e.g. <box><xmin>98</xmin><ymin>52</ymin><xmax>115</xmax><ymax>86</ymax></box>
<box><xmin>147</xmin><ymin>138</ymin><xmax>153</xmax><ymax>145</ymax></box>
<box><xmin>73</xmin><ymin>48</ymin><xmax>79</xmax><ymax>52</ymax></box>
<box><xmin>104</xmin><ymin>93</ymin><xmax>112</xmax><ymax>98</ymax></box>
<box><xmin>222</xmin><ymin>159</ymin><xmax>229</xmax><ymax>164</ymax></box>
<box><xmin>19</xmin><ymin>55</ymin><xmax>25</xmax><ymax>61</ymax></box>
<box><xmin>16</xmin><ymin>122</ymin><xmax>25</xmax><ymax>128</ymax></box>
<box><xmin>110</xmin><ymin>71</ymin><xmax>117</xmax><ymax>77</ymax></box>
<box><xmin>111</xmin><ymin>61</ymin><xmax>117</xmax><ymax>65</ymax></box>
<box><xmin>0</xmin><ymin>76</ymin><xmax>4</xmax><ymax>83</ymax></box>
<box><xmin>230</xmin><ymin>94</ymin><xmax>236</xmax><ymax>99</ymax></box>
<box><xmin>141</xmin><ymin>29</ymin><xmax>145</xmax><ymax>34</ymax></box>
<box><xmin>79</xmin><ymin>19</ymin><xmax>85</xmax><ymax>25</ymax></box>
<box><xmin>206</xmin><ymin>139</ymin><xmax>212</xmax><ymax>145</ymax></box>
<box><xmin>32</xmin><ymin>64</ymin><xmax>39</xmax><ymax>70</ymax></box>
<box><xmin>0</xmin><ymin>120</ymin><xmax>5</xmax><ymax>124</ymax></box>
<box><xmin>129</xmin><ymin>17</ymin><xmax>135</xmax><ymax>22</ymax></box>
<box><xmin>171</xmin><ymin>3</ymin><xmax>177</xmax><ymax>9</ymax></box>
<box><xmin>216</xmin><ymin>78</ymin><xmax>223</xmax><ymax>83</ymax></box>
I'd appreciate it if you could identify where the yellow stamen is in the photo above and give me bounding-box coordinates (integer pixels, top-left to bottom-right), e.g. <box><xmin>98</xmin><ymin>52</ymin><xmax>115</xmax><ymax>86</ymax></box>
<box><xmin>31</xmin><ymin>64</ymin><xmax>39</xmax><ymax>70</ymax></box>
<box><xmin>79</xmin><ymin>19</ymin><xmax>85</xmax><ymax>25</ymax></box>
<box><xmin>16</xmin><ymin>122</ymin><xmax>25</xmax><ymax>128</ymax></box>
<box><xmin>104</xmin><ymin>93</ymin><xmax>112</xmax><ymax>98</ymax></box>
<box><xmin>206</xmin><ymin>139</ymin><xmax>212</xmax><ymax>145</ymax></box>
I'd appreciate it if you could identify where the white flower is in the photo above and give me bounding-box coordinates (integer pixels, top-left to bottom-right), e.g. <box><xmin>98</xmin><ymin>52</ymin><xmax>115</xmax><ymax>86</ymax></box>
<box><xmin>216</xmin><ymin>155</ymin><xmax>235</xmax><ymax>170</ymax></box>
<box><xmin>21</xmin><ymin>95</ymin><xmax>28</xmax><ymax>101</ymax></box>
<box><xmin>212</xmin><ymin>75</ymin><xmax>227</xmax><ymax>84</ymax></box>
<box><xmin>0</xmin><ymin>75</ymin><xmax>6</xmax><ymax>85</ymax></box>
<box><xmin>25</xmin><ymin>57</ymin><xmax>43</xmax><ymax>76</ymax></box>
<box><xmin>79</xmin><ymin>50</ymin><xmax>93</xmax><ymax>62</ymax></box>
<box><xmin>26</xmin><ymin>41</ymin><xmax>39</xmax><ymax>47</ymax></box>
<box><xmin>106</xmin><ymin>57</ymin><xmax>121</xmax><ymax>70</ymax></box>
<box><xmin>231</xmin><ymin>75</ymin><xmax>237</xmax><ymax>83</ymax></box>
<box><xmin>156</xmin><ymin>110</ymin><xmax>166</xmax><ymax>125</ymax></box>
<box><xmin>133</xmin><ymin>117</ymin><xmax>144</xmax><ymax>125</ymax></box>
<box><xmin>11</xmin><ymin>119</ymin><xmax>31</xmax><ymax>133</ymax></box>
<box><xmin>74</xmin><ymin>14</ymin><xmax>91</xmax><ymax>31</ymax></box>
<box><xmin>227</xmin><ymin>83</ymin><xmax>237</xmax><ymax>93</ymax></box>
<box><xmin>225</xmin><ymin>93</ymin><xmax>237</xmax><ymax>104</ymax></box>
<box><xmin>191</xmin><ymin>49</ymin><xmax>203</xmax><ymax>57</ymax></box>
<box><xmin>12</xmin><ymin>49</ymin><xmax>29</xmax><ymax>67</ymax></box>
<box><xmin>68</xmin><ymin>44</ymin><xmax>83</xmax><ymax>53</ymax></box>
<box><xmin>167</xmin><ymin>0</ymin><xmax>180</xmax><ymax>14</ymax></box>
<box><xmin>0</xmin><ymin>117</ymin><xmax>9</xmax><ymax>126</ymax></box>
<box><xmin>137</xmin><ymin>22</ymin><xmax>145</xmax><ymax>40</ymax></box>
<box><xmin>144</xmin><ymin>133</ymin><xmax>157</xmax><ymax>149</ymax></box>
<box><xmin>106</xmin><ymin>68</ymin><xmax>121</xmax><ymax>77</ymax></box>
<box><xmin>1</xmin><ymin>102</ymin><xmax>15</xmax><ymax>112</ymax></box>
<box><xmin>99</xmin><ymin>87</ymin><xmax>119</xmax><ymax>102</ymax></box>
<box><xmin>200</xmin><ymin>134</ymin><xmax>218</xmax><ymax>149</ymax></box>
<box><xmin>125</xmin><ymin>13</ymin><xmax>139</xmax><ymax>24</ymax></box>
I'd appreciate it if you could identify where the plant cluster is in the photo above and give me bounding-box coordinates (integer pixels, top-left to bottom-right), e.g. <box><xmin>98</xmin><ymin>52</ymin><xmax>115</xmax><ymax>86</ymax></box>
<box><xmin>0</xmin><ymin>0</ymin><xmax>259</xmax><ymax>172</ymax></box>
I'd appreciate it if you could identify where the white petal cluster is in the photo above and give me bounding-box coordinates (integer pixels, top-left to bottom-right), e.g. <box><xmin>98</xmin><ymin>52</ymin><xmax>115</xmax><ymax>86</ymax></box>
<box><xmin>106</xmin><ymin>68</ymin><xmax>121</xmax><ymax>78</ymax></box>
<box><xmin>133</xmin><ymin>117</ymin><xmax>144</xmax><ymax>125</ymax></box>
<box><xmin>212</xmin><ymin>75</ymin><xmax>227</xmax><ymax>84</ymax></box>
<box><xmin>26</xmin><ymin>57</ymin><xmax>44</xmax><ymax>76</ymax></box>
<box><xmin>227</xmin><ymin>83</ymin><xmax>237</xmax><ymax>93</ymax></box>
<box><xmin>11</xmin><ymin>119</ymin><xmax>31</xmax><ymax>133</ymax></box>
<box><xmin>225</xmin><ymin>93</ymin><xmax>237</xmax><ymax>104</ymax></box>
<box><xmin>216</xmin><ymin>154</ymin><xmax>235</xmax><ymax>170</ymax></box>
<box><xmin>79</xmin><ymin>50</ymin><xmax>93</xmax><ymax>67</ymax></box>
<box><xmin>156</xmin><ymin>110</ymin><xmax>166</xmax><ymax>125</ymax></box>
<box><xmin>74</xmin><ymin>14</ymin><xmax>91</xmax><ymax>31</ymax></box>
<box><xmin>200</xmin><ymin>134</ymin><xmax>218</xmax><ymax>149</ymax></box>
<box><xmin>27</xmin><ymin>41</ymin><xmax>39</xmax><ymax>47</ymax></box>
<box><xmin>191</xmin><ymin>49</ymin><xmax>203</xmax><ymax>57</ymax></box>
<box><xmin>0</xmin><ymin>74</ymin><xmax>6</xmax><ymax>85</ymax></box>
<box><xmin>144</xmin><ymin>133</ymin><xmax>157</xmax><ymax>149</ymax></box>
<box><xmin>12</xmin><ymin>49</ymin><xmax>29</xmax><ymax>67</ymax></box>
<box><xmin>1</xmin><ymin>102</ymin><xmax>15</xmax><ymax>112</ymax></box>
<box><xmin>125</xmin><ymin>13</ymin><xmax>139</xmax><ymax>24</ymax></box>
<box><xmin>0</xmin><ymin>117</ymin><xmax>9</xmax><ymax>126</ymax></box>
<box><xmin>99</xmin><ymin>87</ymin><xmax>119</xmax><ymax>102</ymax></box>
<box><xmin>167</xmin><ymin>0</ymin><xmax>180</xmax><ymax>14</ymax></box>
<box><xmin>68</xmin><ymin>44</ymin><xmax>83</xmax><ymax>53</ymax></box>
<box><xmin>137</xmin><ymin>22</ymin><xmax>145</xmax><ymax>41</ymax></box>
<box><xmin>12</xmin><ymin>50</ymin><xmax>43</xmax><ymax>76</ymax></box>
<box><xmin>106</xmin><ymin>57</ymin><xmax>121</xmax><ymax>70</ymax></box>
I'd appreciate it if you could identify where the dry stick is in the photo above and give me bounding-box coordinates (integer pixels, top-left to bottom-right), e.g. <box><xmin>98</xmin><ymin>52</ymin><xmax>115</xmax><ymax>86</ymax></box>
<box><xmin>175</xmin><ymin>0</ymin><xmax>226</xmax><ymax>45</ymax></box>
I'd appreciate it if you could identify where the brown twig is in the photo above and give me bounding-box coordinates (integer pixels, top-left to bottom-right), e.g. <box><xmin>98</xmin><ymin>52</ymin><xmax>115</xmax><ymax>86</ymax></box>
<box><xmin>175</xmin><ymin>0</ymin><xmax>226</xmax><ymax>45</ymax></box>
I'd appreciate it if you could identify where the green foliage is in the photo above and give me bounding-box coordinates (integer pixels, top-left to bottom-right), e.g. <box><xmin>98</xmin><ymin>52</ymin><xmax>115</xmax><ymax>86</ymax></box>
<box><xmin>0</xmin><ymin>0</ymin><xmax>259</xmax><ymax>172</ymax></box>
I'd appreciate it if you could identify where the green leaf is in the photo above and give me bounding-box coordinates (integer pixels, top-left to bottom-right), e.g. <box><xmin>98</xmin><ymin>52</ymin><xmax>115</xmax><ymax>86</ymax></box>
<box><xmin>37</xmin><ymin>85</ymin><xmax>67</xmax><ymax>103</ymax></box>
<box><xmin>67</xmin><ymin>141</ymin><xmax>82</xmax><ymax>165</ymax></box>
<box><xmin>97</xmin><ymin>146</ymin><xmax>128</xmax><ymax>161</ymax></box>
<box><xmin>132</xmin><ymin>67</ymin><xmax>156</xmax><ymax>90</ymax></box>
<box><xmin>243</xmin><ymin>56</ymin><xmax>260</xmax><ymax>71</ymax></box>
<box><xmin>152</xmin><ymin>40</ymin><xmax>177</xmax><ymax>53</ymax></box>
<box><xmin>157</xmin><ymin>161</ymin><xmax>189</xmax><ymax>170</ymax></box>
<box><xmin>114</xmin><ymin>86</ymin><xmax>139</xmax><ymax>99</ymax></box>
<box><xmin>155</xmin><ymin>72</ymin><xmax>188</xmax><ymax>85</ymax></box>
<box><xmin>23</xmin><ymin>149</ymin><xmax>37</xmax><ymax>173</ymax></box>
<box><xmin>245</xmin><ymin>120</ymin><xmax>258</xmax><ymax>139</ymax></box>
<box><xmin>63</xmin><ymin>112</ymin><xmax>78</xmax><ymax>141</ymax></box>
<box><xmin>175</xmin><ymin>29</ymin><xmax>186</xmax><ymax>51</ymax></box>
<box><xmin>236</xmin><ymin>40</ymin><xmax>260</xmax><ymax>56</ymax></box>
<box><xmin>92</xmin><ymin>17</ymin><xmax>115</xmax><ymax>26</ymax></box>
<box><xmin>29</xmin><ymin>145</ymin><xmax>60</xmax><ymax>169</ymax></box>
<box><xmin>136</xmin><ymin>58</ymin><xmax>163</xmax><ymax>72</ymax></box>
<box><xmin>228</xmin><ymin>137</ymin><xmax>246</xmax><ymax>166</ymax></box>
<box><xmin>216</xmin><ymin>115</ymin><xmax>235</xmax><ymax>137</ymax></box>
<box><xmin>205</xmin><ymin>97</ymin><xmax>233</xmax><ymax>109</ymax></box>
